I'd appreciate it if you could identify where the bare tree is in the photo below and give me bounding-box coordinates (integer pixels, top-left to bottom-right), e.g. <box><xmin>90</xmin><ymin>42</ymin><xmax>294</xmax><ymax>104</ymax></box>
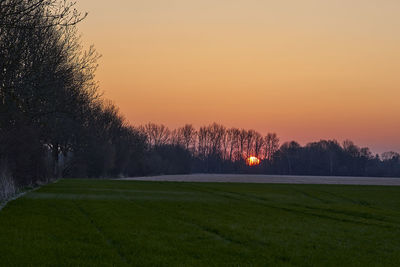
<box><xmin>253</xmin><ymin>132</ymin><xmax>264</xmax><ymax>158</ymax></box>
<box><xmin>382</xmin><ymin>151</ymin><xmax>400</xmax><ymax>161</ymax></box>
<box><xmin>177</xmin><ymin>124</ymin><xmax>197</xmax><ymax>152</ymax></box>
<box><xmin>0</xmin><ymin>0</ymin><xmax>87</xmax><ymax>29</ymax></box>
<box><xmin>342</xmin><ymin>140</ymin><xmax>360</xmax><ymax>157</ymax></box>
<box><xmin>245</xmin><ymin>130</ymin><xmax>256</xmax><ymax>158</ymax></box>
<box><xmin>169</xmin><ymin>129</ymin><xmax>180</xmax><ymax>146</ymax></box>
<box><xmin>140</xmin><ymin>123</ymin><xmax>170</xmax><ymax>147</ymax></box>
<box><xmin>238</xmin><ymin>129</ymin><xmax>247</xmax><ymax>159</ymax></box>
<box><xmin>226</xmin><ymin>128</ymin><xmax>240</xmax><ymax>161</ymax></box>
<box><xmin>264</xmin><ymin>133</ymin><xmax>279</xmax><ymax>161</ymax></box>
<box><xmin>208</xmin><ymin>123</ymin><xmax>225</xmax><ymax>156</ymax></box>
<box><xmin>197</xmin><ymin>126</ymin><xmax>209</xmax><ymax>159</ymax></box>
<box><xmin>0</xmin><ymin>0</ymin><xmax>98</xmax><ymax>179</ymax></box>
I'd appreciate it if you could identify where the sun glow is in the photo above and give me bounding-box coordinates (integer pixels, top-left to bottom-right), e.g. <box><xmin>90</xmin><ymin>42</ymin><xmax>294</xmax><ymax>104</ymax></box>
<box><xmin>246</xmin><ymin>156</ymin><xmax>260</xmax><ymax>167</ymax></box>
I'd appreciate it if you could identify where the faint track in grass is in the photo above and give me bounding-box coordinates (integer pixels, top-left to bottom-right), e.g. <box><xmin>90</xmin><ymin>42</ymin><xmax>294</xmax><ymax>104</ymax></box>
<box><xmin>290</xmin><ymin>188</ymin><xmax>333</xmax><ymax>204</ymax></box>
<box><xmin>118</xmin><ymin>190</ymin><xmax>265</xmax><ymax>248</ymax></box>
<box><xmin>74</xmin><ymin>200</ymin><xmax>130</xmax><ymax>266</ymax></box>
<box><xmin>185</xmin><ymin>183</ymin><xmax>400</xmax><ymax>230</ymax></box>
<box><xmin>120</xmin><ymin>193</ymin><xmax>292</xmax><ymax>263</ymax></box>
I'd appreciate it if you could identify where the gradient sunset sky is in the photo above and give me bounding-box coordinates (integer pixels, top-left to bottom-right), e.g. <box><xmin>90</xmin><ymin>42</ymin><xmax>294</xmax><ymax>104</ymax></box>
<box><xmin>76</xmin><ymin>0</ymin><xmax>400</xmax><ymax>153</ymax></box>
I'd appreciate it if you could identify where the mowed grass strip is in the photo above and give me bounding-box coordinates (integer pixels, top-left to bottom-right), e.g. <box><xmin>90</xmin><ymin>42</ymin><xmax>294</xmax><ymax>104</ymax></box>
<box><xmin>1</xmin><ymin>179</ymin><xmax>400</xmax><ymax>266</ymax></box>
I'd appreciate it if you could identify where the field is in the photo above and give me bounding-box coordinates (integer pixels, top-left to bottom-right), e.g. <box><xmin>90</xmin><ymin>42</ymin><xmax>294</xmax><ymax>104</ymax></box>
<box><xmin>1</xmin><ymin>178</ymin><xmax>400</xmax><ymax>266</ymax></box>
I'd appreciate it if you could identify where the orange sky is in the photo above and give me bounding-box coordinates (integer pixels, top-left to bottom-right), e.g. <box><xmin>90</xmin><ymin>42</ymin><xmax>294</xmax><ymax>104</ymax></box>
<box><xmin>76</xmin><ymin>0</ymin><xmax>400</xmax><ymax>153</ymax></box>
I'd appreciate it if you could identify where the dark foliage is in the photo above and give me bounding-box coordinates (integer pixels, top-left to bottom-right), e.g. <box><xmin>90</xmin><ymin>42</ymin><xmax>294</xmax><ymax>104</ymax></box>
<box><xmin>0</xmin><ymin>0</ymin><xmax>148</xmax><ymax>189</ymax></box>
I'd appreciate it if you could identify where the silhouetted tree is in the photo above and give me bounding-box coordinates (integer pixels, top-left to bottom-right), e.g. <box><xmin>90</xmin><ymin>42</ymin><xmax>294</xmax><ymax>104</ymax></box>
<box><xmin>264</xmin><ymin>133</ymin><xmax>280</xmax><ymax>162</ymax></box>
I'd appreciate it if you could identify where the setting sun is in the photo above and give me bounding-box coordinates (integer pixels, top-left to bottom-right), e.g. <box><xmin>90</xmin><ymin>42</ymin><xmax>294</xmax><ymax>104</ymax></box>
<box><xmin>246</xmin><ymin>156</ymin><xmax>260</xmax><ymax>167</ymax></box>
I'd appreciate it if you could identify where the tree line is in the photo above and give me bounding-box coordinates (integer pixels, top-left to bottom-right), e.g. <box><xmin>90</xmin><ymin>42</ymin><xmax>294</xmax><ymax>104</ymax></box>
<box><xmin>137</xmin><ymin>123</ymin><xmax>400</xmax><ymax>177</ymax></box>
<box><xmin>1</xmin><ymin>1</ymin><xmax>399</xmax><ymax>201</ymax></box>
<box><xmin>0</xmin><ymin>0</ymin><xmax>148</xmax><ymax>199</ymax></box>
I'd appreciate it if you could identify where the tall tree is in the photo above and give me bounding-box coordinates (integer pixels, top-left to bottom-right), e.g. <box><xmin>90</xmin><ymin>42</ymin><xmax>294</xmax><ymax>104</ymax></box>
<box><xmin>264</xmin><ymin>133</ymin><xmax>279</xmax><ymax>161</ymax></box>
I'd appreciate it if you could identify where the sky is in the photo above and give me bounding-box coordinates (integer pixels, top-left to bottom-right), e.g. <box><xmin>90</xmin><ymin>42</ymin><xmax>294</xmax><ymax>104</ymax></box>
<box><xmin>76</xmin><ymin>0</ymin><xmax>400</xmax><ymax>154</ymax></box>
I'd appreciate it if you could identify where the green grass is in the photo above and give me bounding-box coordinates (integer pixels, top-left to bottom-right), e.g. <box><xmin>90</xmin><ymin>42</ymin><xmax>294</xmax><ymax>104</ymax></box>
<box><xmin>1</xmin><ymin>179</ymin><xmax>400</xmax><ymax>266</ymax></box>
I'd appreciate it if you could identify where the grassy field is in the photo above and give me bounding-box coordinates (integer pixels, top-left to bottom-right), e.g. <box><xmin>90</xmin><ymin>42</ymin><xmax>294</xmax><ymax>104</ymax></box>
<box><xmin>1</xmin><ymin>179</ymin><xmax>400</xmax><ymax>266</ymax></box>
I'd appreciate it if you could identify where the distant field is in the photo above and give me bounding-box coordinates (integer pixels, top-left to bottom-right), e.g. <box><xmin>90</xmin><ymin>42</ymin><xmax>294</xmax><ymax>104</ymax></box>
<box><xmin>1</xmin><ymin>179</ymin><xmax>400</xmax><ymax>266</ymax></box>
<box><xmin>122</xmin><ymin>173</ymin><xmax>400</xmax><ymax>185</ymax></box>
